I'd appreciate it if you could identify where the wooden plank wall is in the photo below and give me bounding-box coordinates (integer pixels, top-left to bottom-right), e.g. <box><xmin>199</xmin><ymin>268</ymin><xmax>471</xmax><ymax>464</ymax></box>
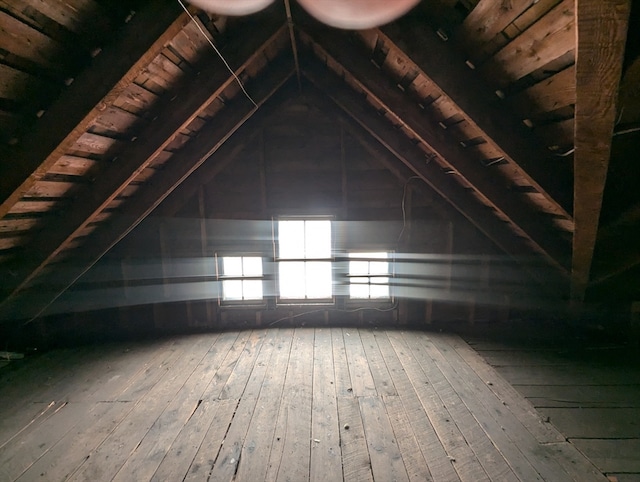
<box><xmin>0</xmin><ymin>92</ymin><xmax>546</xmax><ymax>347</ymax></box>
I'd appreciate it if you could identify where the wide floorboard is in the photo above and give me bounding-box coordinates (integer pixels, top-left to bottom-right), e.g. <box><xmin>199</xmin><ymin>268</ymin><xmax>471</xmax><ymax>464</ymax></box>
<box><xmin>463</xmin><ymin>332</ymin><xmax>640</xmax><ymax>482</ymax></box>
<box><xmin>0</xmin><ymin>328</ymin><xmax>607</xmax><ymax>481</ymax></box>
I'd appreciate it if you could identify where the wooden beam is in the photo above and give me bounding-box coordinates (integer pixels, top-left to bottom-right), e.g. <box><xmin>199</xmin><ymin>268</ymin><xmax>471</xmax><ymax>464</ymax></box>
<box><xmin>0</xmin><ymin>58</ymin><xmax>294</xmax><ymax>322</ymax></box>
<box><xmin>379</xmin><ymin>17</ymin><xmax>574</xmax><ymax>217</ymax></box>
<box><xmin>197</xmin><ymin>186</ymin><xmax>214</xmax><ymax>323</ymax></box>
<box><xmin>300</xmin><ymin>27</ymin><xmax>570</xmax><ymax>273</ymax></box>
<box><xmin>2</xmin><ymin>22</ymin><xmax>287</xmax><ymax>299</ymax></box>
<box><xmin>301</xmin><ymin>60</ymin><xmax>567</xmax><ymax>291</ymax></box>
<box><xmin>158</xmin><ymin>80</ymin><xmax>300</xmax><ymax>218</ymax></box>
<box><xmin>571</xmin><ymin>0</ymin><xmax>631</xmax><ymax>301</ymax></box>
<box><xmin>0</xmin><ymin>1</ymin><xmax>188</xmax><ymax>218</ymax></box>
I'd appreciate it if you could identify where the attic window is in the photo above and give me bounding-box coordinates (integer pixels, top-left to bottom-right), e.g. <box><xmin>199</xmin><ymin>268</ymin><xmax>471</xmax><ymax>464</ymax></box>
<box><xmin>348</xmin><ymin>252</ymin><xmax>391</xmax><ymax>299</ymax></box>
<box><xmin>220</xmin><ymin>256</ymin><xmax>263</xmax><ymax>301</ymax></box>
<box><xmin>277</xmin><ymin>219</ymin><xmax>332</xmax><ymax>302</ymax></box>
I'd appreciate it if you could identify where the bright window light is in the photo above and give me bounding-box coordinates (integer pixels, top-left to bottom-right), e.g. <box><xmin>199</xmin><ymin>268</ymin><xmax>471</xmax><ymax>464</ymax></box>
<box><xmin>278</xmin><ymin>219</ymin><xmax>332</xmax><ymax>300</ymax></box>
<box><xmin>349</xmin><ymin>252</ymin><xmax>390</xmax><ymax>299</ymax></box>
<box><xmin>221</xmin><ymin>256</ymin><xmax>263</xmax><ymax>301</ymax></box>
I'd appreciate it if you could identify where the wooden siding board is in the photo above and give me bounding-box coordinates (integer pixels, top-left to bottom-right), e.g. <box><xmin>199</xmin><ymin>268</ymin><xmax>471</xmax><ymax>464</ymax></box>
<box><xmin>480</xmin><ymin>0</ymin><xmax>575</xmax><ymax>87</ymax></box>
<box><xmin>458</xmin><ymin>0</ymin><xmax>538</xmax><ymax>57</ymax></box>
<box><xmin>112</xmin><ymin>82</ymin><xmax>159</xmax><ymax>116</ymax></box>
<box><xmin>510</xmin><ymin>65</ymin><xmax>576</xmax><ymax>117</ymax></box>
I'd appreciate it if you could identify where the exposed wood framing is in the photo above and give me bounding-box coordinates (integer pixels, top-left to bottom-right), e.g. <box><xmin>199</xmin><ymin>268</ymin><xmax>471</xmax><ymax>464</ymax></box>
<box><xmin>457</xmin><ymin>0</ymin><xmax>539</xmax><ymax>54</ymax></box>
<box><xmin>571</xmin><ymin>0</ymin><xmax>631</xmax><ymax>301</ymax></box>
<box><xmin>197</xmin><ymin>186</ymin><xmax>214</xmax><ymax>323</ymax></box>
<box><xmin>0</xmin><ymin>58</ymin><xmax>295</xmax><ymax>322</ymax></box>
<box><xmin>299</xmin><ymin>27</ymin><xmax>570</xmax><ymax>274</ymax></box>
<box><xmin>3</xmin><ymin>22</ymin><xmax>288</xmax><ymax>301</ymax></box>
<box><xmin>478</xmin><ymin>0</ymin><xmax>575</xmax><ymax>87</ymax></box>
<box><xmin>0</xmin><ymin>1</ymin><xmax>188</xmax><ymax>218</ymax></box>
<box><xmin>259</xmin><ymin>129</ymin><xmax>269</xmax><ymax>215</ymax></box>
<box><xmin>301</xmin><ymin>60</ymin><xmax>566</xmax><ymax>291</ymax></box>
<box><xmin>158</xmin><ymin>81</ymin><xmax>301</xmax><ymax>218</ymax></box>
<box><xmin>380</xmin><ymin>18</ymin><xmax>573</xmax><ymax>218</ymax></box>
<box><xmin>340</xmin><ymin>125</ymin><xmax>348</xmax><ymax>219</ymax></box>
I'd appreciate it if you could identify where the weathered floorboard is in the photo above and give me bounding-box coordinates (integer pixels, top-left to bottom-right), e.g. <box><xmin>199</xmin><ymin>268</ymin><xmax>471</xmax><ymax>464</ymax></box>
<box><xmin>0</xmin><ymin>328</ymin><xmax>612</xmax><ymax>482</ymax></box>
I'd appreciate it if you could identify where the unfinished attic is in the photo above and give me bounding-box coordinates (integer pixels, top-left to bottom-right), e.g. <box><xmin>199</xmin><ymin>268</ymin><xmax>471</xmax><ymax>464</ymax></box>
<box><xmin>1</xmin><ymin>0</ymin><xmax>639</xmax><ymax>480</ymax></box>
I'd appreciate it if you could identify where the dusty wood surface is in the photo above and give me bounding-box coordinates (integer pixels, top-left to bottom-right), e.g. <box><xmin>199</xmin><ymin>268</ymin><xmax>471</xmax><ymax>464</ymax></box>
<box><xmin>465</xmin><ymin>333</ymin><xmax>640</xmax><ymax>479</ymax></box>
<box><xmin>571</xmin><ymin>0</ymin><xmax>631</xmax><ymax>301</ymax></box>
<box><xmin>0</xmin><ymin>328</ymin><xmax>608</xmax><ymax>481</ymax></box>
<box><xmin>302</xmin><ymin>27</ymin><xmax>571</xmax><ymax>273</ymax></box>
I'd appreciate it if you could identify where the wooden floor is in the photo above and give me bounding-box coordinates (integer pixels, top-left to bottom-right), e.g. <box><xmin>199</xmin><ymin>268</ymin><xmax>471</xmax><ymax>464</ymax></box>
<box><xmin>464</xmin><ymin>334</ymin><xmax>640</xmax><ymax>482</ymax></box>
<box><xmin>0</xmin><ymin>328</ymin><xmax>608</xmax><ymax>482</ymax></box>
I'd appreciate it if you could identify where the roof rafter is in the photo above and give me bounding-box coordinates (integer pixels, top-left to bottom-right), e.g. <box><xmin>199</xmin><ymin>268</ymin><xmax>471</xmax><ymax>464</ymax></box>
<box><xmin>299</xmin><ymin>25</ymin><xmax>570</xmax><ymax>274</ymax></box>
<box><xmin>571</xmin><ymin>0</ymin><xmax>631</xmax><ymax>301</ymax></box>
<box><xmin>2</xmin><ymin>21</ymin><xmax>288</xmax><ymax>302</ymax></box>
<box><xmin>381</xmin><ymin>16</ymin><xmax>573</xmax><ymax>218</ymax></box>
<box><xmin>158</xmin><ymin>80</ymin><xmax>303</xmax><ymax>218</ymax></box>
<box><xmin>0</xmin><ymin>56</ymin><xmax>295</xmax><ymax>322</ymax></box>
<box><xmin>0</xmin><ymin>1</ymin><xmax>188</xmax><ymax>218</ymax></box>
<box><xmin>301</xmin><ymin>57</ymin><xmax>567</xmax><ymax>291</ymax></box>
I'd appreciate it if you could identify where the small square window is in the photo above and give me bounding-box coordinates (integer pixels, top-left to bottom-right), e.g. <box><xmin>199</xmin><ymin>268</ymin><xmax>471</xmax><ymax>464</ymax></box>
<box><xmin>348</xmin><ymin>252</ymin><xmax>391</xmax><ymax>300</ymax></box>
<box><xmin>220</xmin><ymin>256</ymin><xmax>263</xmax><ymax>301</ymax></box>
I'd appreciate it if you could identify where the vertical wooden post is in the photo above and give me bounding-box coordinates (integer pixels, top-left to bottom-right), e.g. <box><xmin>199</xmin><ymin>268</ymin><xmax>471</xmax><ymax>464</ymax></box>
<box><xmin>198</xmin><ymin>186</ymin><xmax>214</xmax><ymax>325</ymax></box>
<box><xmin>398</xmin><ymin>178</ymin><xmax>413</xmax><ymax>326</ymax></box>
<box><xmin>159</xmin><ymin>221</ymin><xmax>170</xmax><ymax>298</ymax></box>
<box><xmin>119</xmin><ymin>258</ymin><xmax>131</xmax><ymax>329</ymax></box>
<box><xmin>186</xmin><ymin>301</ymin><xmax>194</xmax><ymax>327</ymax></box>
<box><xmin>157</xmin><ymin>221</ymin><xmax>171</xmax><ymax>330</ymax></box>
<box><xmin>425</xmin><ymin>299</ymin><xmax>433</xmax><ymax>325</ymax></box>
<box><xmin>469</xmin><ymin>256</ymin><xmax>490</xmax><ymax>325</ymax></box>
<box><xmin>445</xmin><ymin>221</ymin><xmax>453</xmax><ymax>294</ymax></box>
<box><xmin>340</xmin><ymin>125</ymin><xmax>348</xmax><ymax>219</ymax></box>
<box><xmin>258</xmin><ymin>128</ymin><xmax>269</xmax><ymax>215</ymax></box>
<box><xmin>404</xmin><ymin>183</ymin><xmax>413</xmax><ymax>246</ymax></box>
<box><xmin>500</xmin><ymin>295</ymin><xmax>510</xmax><ymax>323</ymax></box>
<box><xmin>440</xmin><ymin>221</ymin><xmax>454</xmax><ymax>322</ymax></box>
